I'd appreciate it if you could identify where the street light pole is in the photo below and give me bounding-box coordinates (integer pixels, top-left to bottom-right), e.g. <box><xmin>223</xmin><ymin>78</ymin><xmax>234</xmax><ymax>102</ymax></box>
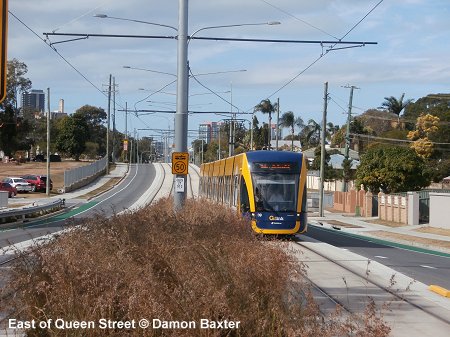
<box><xmin>174</xmin><ymin>0</ymin><xmax>189</xmax><ymax>210</ymax></box>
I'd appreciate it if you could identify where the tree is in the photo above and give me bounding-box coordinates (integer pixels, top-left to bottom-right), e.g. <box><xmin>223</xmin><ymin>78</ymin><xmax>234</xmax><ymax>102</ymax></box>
<box><xmin>356</xmin><ymin>145</ymin><xmax>429</xmax><ymax>193</ymax></box>
<box><xmin>0</xmin><ymin>59</ymin><xmax>33</xmax><ymax>156</ymax></box>
<box><xmin>254</xmin><ymin>99</ymin><xmax>278</xmax><ymax>149</ymax></box>
<box><xmin>407</xmin><ymin>113</ymin><xmax>440</xmax><ymax>159</ymax></box>
<box><xmin>2</xmin><ymin>59</ymin><xmax>32</xmax><ymax>110</ymax></box>
<box><xmin>55</xmin><ymin>115</ymin><xmax>88</xmax><ymax>160</ymax></box>
<box><xmin>302</xmin><ymin>119</ymin><xmax>322</xmax><ymax>147</ymax></box>
<box><xmin>73</xmin><ymin>105</ymin><xmax>107</xmax><ymax>156</ymax></box>
<box><xmin>310</xmin><ymin>147</ymin><xmax>336</xmax><ymax>181</ymax></box>
<box><xmin>379</xmin><ymin>93</ymin><xmax>413</xmax><ymax>117</ymax></box>
<box><xmin>279</xmin><ymin>111</ymin><xmax>295</xmax><ymax>150</ymax></box>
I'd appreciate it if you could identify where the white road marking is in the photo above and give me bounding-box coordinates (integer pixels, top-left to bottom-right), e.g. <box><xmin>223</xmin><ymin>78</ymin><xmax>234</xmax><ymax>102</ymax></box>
<box><xmin>420</xmin><ymin>265</ymin><xmax>436</xmax><ymax>269</ymax></box>
<box><xmin>375</xmin><ymin>255</ymin><xmax>388</xmax><ymax>259</ymax></box>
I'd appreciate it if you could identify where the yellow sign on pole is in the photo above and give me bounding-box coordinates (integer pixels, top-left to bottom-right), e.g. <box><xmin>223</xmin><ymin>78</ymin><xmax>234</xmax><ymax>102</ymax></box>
<box><xmin>0</xmin><ymin>0</ymin><xmax>7</xmax><ymax>103</ymax></box>
<box><xmin>172</xmin><ymin>152</ymin><xmax>189</xmax><ymax>175</ymax></box>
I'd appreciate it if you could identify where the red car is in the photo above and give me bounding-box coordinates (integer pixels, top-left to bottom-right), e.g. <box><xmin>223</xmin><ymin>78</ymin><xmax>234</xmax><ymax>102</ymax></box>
<box><xmin>21</xmin><ymin>175</ymin><xmax>53</xmax><ymax>192</ymax></box>
<box><xmin>0</xmin><ymin>182</ymin><xmax>18</xmax><ymax>198</ymax></box>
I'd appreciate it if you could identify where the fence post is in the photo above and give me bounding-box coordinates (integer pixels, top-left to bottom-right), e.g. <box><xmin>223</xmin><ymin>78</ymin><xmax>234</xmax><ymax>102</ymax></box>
<box><xmin>407</xmin><ymin>192</ymin><xmax>419</xmax><ymax>225</ymax></box>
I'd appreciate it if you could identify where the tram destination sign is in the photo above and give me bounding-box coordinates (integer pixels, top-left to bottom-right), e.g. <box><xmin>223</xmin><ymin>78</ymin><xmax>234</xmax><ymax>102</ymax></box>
<box><xmin>172</xmin><ymin>152</ymin><xmax>189</xmax><ymax>175</ymax></box>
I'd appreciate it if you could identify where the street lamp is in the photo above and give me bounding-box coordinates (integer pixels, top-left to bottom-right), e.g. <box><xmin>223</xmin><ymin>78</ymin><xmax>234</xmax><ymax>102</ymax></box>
<box><xmin>96</xmin><ymin>9</ymin><xmax>281</xmax><ymax>210</ymax></box>
<box><xmin>94</xmin><ymin>14</ymin><xmax>178</xmax><ymax>31</ymax></box>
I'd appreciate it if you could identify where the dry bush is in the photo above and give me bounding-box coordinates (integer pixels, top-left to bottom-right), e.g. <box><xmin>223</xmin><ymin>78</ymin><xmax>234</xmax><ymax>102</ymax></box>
<box><xmin>2</xmin><ymin>198</ymin><xmax>390</xmax><ymax>337</ymax></box>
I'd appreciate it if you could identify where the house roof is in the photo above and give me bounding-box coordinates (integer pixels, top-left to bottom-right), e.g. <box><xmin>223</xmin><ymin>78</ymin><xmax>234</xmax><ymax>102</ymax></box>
<box><xmin>302</xmin><ymin>147</ymin><xmax>360</xmax><ymax>160</ymax></box>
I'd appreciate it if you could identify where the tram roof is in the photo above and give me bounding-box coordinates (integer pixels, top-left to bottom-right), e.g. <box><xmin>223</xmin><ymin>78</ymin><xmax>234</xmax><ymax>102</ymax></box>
<box><xmin>245</xmin><ymin>150</ymin><xmax>303</xmax><ymax>163</ymax></box>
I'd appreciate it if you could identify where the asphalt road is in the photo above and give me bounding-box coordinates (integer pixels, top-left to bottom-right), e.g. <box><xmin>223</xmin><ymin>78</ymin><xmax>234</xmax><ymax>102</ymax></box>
<box><xmin>303</xmin><ymin>224</ymin><xmax>450</xmax><ymax>290</ymax></box>
<box><xmin>0</xmin><ymin>164</ymin><xmax>156</xmax><ymax>250</ymax></box>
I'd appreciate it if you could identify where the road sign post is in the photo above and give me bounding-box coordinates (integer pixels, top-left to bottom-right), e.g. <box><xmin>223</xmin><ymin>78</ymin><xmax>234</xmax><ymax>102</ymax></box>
<box><xmin>0</xmin><ymin>0</ymin><xmax>7</xmax><ymax>103</ymax></box>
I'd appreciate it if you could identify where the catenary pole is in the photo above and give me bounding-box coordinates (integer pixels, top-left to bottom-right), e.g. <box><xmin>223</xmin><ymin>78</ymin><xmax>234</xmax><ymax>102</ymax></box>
<box><xmin>174</xmin><ymin>0</ymin><xmax>189</xmax><ymax>210</ymax></box>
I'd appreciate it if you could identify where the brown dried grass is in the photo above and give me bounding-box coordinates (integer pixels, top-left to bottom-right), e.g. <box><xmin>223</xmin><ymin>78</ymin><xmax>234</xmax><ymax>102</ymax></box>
<box><xmin>2</xmin><ymin>199</ymin><xmax>390</xmax><ymax>336</ymax></box>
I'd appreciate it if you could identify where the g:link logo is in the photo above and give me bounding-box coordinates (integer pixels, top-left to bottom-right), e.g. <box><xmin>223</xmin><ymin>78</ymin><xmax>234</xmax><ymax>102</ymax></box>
<box><xmin>269</xmin><ymin>216</ymin><xmax>284</xmax><ymax>221</ymax></box>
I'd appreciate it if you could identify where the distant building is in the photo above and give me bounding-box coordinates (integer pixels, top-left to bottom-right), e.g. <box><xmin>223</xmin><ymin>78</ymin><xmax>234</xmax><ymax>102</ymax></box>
<box><xmin>21</xmin><ymin>89</ymin><xmax>45</xmax><ymax>113</ymax></box>
<box><xmin>198</xmin><ymin>121</ymin><xmax>219</xmax><ymax>143</ymax></box>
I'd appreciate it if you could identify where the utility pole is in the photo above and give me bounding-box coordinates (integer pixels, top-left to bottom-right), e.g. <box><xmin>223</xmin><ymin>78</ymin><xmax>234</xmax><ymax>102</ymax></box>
<box><xmin>106</xmin><ymin>74</ymin><xmax>112</xmax><ymax>174</ymax></box>
<box><xmin>112</xmin><ymin>76</ymin><xmax>116</xmax><ymax>164</ymax></box>
<box><xmin>275</xmin><ymin>97</ymin><xmax>280</xmax><ymax>150</ymax></box>
<box><xmin>46</xmin><ymin>88</ymin><xmax>51</xmax><ymax>196</ymax></box>
<box><xmin>125</xmin><ymin>102</ymin><xmax>128</xmax><ymax>163</ymax></box>
<box><xmin>342</xmin><ymin>84</ymin><xmax>359</xmax><ymax>192</ymax></box>
<box><xmin>319</xmin><ymin>82</ymin><xmax>328</xmax><ymax>217</ymax></box>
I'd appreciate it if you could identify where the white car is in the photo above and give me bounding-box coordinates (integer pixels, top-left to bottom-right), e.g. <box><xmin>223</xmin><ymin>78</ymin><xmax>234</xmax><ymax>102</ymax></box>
<box><xmin>2</xmin><ymin>177</ymin><xmax>33</xmax><ymax>193</ymax></box>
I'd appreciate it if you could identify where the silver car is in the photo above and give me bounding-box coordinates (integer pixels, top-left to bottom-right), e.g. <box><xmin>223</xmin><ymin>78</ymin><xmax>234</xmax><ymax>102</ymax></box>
<box><xmin>2</xmin><ymin>177</ymin><xmax>33</xmax><ymax>193</ymax></box>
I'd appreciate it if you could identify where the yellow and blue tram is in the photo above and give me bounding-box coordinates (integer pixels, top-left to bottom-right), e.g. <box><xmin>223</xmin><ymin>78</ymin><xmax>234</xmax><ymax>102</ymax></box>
<box><xmin>199</xmin><ymin>151</ymin><xmax>308</xmax><ymax>235</ymax></box>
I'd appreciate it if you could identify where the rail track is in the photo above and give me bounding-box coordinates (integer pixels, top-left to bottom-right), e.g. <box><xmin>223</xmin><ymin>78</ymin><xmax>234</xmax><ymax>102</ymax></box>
<box><xmin>291</xmin><ymin>238</ymin><xmax>450</xmax><ymax>332</ymax></box>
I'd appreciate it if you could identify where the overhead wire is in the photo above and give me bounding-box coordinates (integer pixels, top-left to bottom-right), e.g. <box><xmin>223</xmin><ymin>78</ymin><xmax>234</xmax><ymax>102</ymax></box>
<box><xmin>9</xmin><ymin>11</ymin><xmax>127</xmax><ymax>109</ymax></box>
<box><xmin>250</xmin><ymin>0</ymin><xmax>384</xmax><ymax>110</ymax></box>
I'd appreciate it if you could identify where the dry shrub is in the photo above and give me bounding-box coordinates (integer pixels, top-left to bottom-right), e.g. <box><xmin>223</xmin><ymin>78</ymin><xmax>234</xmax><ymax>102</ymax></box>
<box><xmin>2</xmin><ymin>198</ymin><xmax>390</xmax><ymax>336</ymax></box>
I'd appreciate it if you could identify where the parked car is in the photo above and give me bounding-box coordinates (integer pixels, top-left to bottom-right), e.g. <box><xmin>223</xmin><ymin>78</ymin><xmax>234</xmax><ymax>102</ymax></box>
<box><xmin>0</xmin><ymin>182</ymin><xmax>17</xmax><ymax>198</ymax></box>
<box><xmin>21</xmin><ymin>175</ymin><xmax>53</xmax><ymax>192</ymax></box>
<box><xmin>1</xmin><ymin>177</ymin><xmax>33</xmax><ymax>193</ymax></box>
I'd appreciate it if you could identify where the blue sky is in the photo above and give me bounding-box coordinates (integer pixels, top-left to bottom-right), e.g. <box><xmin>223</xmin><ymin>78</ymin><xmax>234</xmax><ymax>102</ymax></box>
<box><xmin>7</xmin><ymin>0</ymin><xmax>450</xmax><ymax>143</ymax></box>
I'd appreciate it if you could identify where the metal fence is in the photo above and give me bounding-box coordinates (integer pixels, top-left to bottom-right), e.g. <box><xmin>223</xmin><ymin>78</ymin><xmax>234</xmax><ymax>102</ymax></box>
<box><xmin>418</xmin><ymin>189</ymin><xmax>450</xmax><ymax>223</ymax></box>
<box><xmin>64</xmin><ymin>157</ymin><xmax>107</xmax><ymax>189</ymax></box>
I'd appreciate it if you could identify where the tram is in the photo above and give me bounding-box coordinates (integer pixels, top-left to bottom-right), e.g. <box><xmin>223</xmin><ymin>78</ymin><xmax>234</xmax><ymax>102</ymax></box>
<box><xmin>199</xmin><ymin>151</ymin><xmax>307</xmax><ymax>235</ymax></box>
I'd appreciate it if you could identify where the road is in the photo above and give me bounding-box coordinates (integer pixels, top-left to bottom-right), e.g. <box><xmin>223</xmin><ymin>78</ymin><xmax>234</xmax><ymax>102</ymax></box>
<box><xmin>304</xmin><ymin>224</ymin><xmax>450</xmax><ymax>291</ymax></box>
<box><xmin>0</xmin><ymin>164</ymin><xmax>156</xmax><ymax>250</ymax></box>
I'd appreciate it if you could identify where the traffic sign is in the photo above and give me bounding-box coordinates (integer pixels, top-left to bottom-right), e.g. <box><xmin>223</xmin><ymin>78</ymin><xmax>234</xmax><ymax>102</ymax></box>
<box><xmin>172</xmin><ymin>152</ymin><xmax>189</xmax><ymax>175</ymax></box>
<box><xmin>0</xmin><ymin>0</ymin><xmax>7</xmax><ymax>103</ymax></box>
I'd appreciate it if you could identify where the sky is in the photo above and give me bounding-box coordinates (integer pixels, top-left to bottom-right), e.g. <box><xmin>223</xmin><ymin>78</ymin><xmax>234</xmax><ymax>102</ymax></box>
<box><xmin>7</xmin><ymin>0</ymin><xmax>450</xmax><ymax>144</ymax></box>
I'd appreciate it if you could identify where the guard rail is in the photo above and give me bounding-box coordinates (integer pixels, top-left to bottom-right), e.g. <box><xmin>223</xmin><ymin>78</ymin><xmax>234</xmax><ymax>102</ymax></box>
<box><xmin>0</xmin><ymin>199</ymin><xmax>65</xmax><ymax>225</ymax></box>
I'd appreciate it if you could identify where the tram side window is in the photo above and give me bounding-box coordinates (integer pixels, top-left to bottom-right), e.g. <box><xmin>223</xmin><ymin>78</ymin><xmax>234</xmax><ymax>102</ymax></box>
<box><xmin>240</xmin><ymin>178</ymin><xmax>250</xmax><ymax>212</ymax></box>
<box><xmin>233</xmin><ymin>175</ymin><xmax>239</xmax><ymax>206</ymax></box>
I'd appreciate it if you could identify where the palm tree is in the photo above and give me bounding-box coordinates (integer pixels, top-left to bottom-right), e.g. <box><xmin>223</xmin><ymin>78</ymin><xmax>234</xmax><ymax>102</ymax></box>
<box><xmin>254</xmin><ymin>99</ymin><xmax>278</xmax><ymax>149</ymax></box>
<box><xmin>279</xmin><ymin>111</ymin><xmax>295</xmax><ymax>151</ymax></box>
<box><xmin>380</xmin><ymin>93</ymin><xmax>413</xmax><ymax>116</ymax></box>
<box><xmin>326</xmin><ymin>122</ymin><xmax>340</xmax><ymax>142</ymax></box>
<box><xmin>305</xmin><ymin>119</ymin><xmax>321</xmax><ymax>146</ymax></box>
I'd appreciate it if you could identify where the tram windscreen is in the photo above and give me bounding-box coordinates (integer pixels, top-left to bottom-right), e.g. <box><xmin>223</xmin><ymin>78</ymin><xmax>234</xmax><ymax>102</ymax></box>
<box><xmin>252</xmin><ymin>172</ymin><xmax>298</xmax><ymax>212</ymax></box>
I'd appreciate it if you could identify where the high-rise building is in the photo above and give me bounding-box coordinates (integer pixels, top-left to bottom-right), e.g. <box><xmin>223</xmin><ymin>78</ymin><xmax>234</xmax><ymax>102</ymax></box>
<box><xmin>198</xmin><ymin>121</ymin><xmax>219</xmax><ymax>143</ymax></box>
<box><xmin>21</xmin><ymin>89</ymin><xmax>45</xmax><ymax>113</ymax></box>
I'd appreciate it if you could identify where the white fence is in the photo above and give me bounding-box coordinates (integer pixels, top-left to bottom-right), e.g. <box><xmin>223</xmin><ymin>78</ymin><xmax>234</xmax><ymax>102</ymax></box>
<box><xmin>64</xmin><ymin>157</ymin><xmax>107</xmax><ymax>192</ymax></box>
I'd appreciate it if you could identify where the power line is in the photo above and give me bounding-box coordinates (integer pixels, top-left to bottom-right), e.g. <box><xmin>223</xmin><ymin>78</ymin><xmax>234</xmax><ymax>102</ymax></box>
<box><xmin>254</xmin><ymin>0</ymin><xmax>384</xmax><ymax>109</ymax></box>
<box><xmin>350</xmin><ymin>132</ymin><xmax>450</xmax><ymax>146</ymax></box>
<box><xmin>9</xmin><ymin>11</ymin><xmax>127</xmax><ymax>109</ymax></box>
<box><xmin>260</xmin><ymin>0</ymin><xmax>339</xmax><ymax>40</ymax></box>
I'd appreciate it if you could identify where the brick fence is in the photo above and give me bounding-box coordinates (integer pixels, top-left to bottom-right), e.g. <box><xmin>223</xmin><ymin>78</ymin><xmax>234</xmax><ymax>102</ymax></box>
<box><xmin>333</xmin><ymin>190</ymin><xmax>373</xmax><ymax>217</ymax></box>
<box><xmin>378</xmin><ymin>192</ymin><xmax>408</xmax><ymax>224</ymax></box>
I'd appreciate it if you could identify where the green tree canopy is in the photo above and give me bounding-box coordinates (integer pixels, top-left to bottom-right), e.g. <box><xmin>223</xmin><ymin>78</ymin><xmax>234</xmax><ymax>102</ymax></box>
<box><xmin>56</xmin><ymin>115</ymin><xmax>88</xmax><ymax>160</ymax></box>
<box><xmin>73</xmin><ymin>105</ymin><xmax>107</xmax><ymax>156</ymax></box>
<box><xmin>356</xmin><ymin>145</ymin><xmax>429</xmax><ymax>193</ymax></box>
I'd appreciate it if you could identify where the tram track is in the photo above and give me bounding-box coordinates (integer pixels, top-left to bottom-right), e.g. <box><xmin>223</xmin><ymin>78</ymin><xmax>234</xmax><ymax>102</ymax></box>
<box><xmin>291</xmin><ymin>238</ymin><xmax>450</xmax><ymax>327</ymax></box>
